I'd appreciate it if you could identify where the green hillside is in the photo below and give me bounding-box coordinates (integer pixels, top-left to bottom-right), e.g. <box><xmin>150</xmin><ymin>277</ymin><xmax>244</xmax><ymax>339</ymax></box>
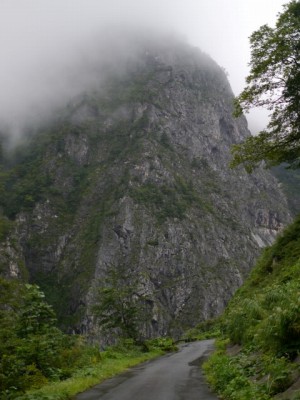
<box><xmin>204</xmin><ymin>216</ymin><xmax>300</xmax><ymax>399</ymax></box>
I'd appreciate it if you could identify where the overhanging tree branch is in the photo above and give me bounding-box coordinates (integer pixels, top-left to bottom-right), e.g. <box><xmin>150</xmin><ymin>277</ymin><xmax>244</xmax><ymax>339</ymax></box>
<box><xmin>232</xmin><ymin>0</ymin><xmax>300</xmax><ymax>171</ymax></box>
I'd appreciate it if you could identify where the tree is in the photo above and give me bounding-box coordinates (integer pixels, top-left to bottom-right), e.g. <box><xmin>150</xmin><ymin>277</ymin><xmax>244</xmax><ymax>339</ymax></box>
<box><xmin>93</xmin><ymin>266</ymin><xmax>150</xmax><ymax>341</ymax></box>
<box><xmin>17</xmin><ymin>284</ymin><xmax>58</xmax><ymax>336</ymax></box>
<box><xmin>231</xmin><ymin>1</ymin><xmax>300</xmax><ymax>172</ymax></box>
<box><xmin>0</xmin><ymin>280</ymin><xmax>66</xmax><ymax>393</ymax></box>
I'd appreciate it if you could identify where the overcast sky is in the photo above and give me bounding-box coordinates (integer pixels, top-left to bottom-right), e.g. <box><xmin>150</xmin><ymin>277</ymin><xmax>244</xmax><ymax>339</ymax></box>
<box><xmin>0</xmin><ymin>0</ymin><xmax>287</xmax><ymax>136</ymax></box>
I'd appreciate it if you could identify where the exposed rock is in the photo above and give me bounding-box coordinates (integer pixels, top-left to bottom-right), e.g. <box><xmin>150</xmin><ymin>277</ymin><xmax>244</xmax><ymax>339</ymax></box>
<box><xmin>0</xmin><ymin>37</ymin><xmax>291</xmax><ymax>338</ymax></box>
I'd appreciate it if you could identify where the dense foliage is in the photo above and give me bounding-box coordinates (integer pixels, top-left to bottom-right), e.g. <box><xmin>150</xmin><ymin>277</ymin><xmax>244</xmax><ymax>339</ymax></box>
<box><xmin>231</xmin><ymin>0</ymin><xmax>300</xmax><ymax>171</ymax></box>
<box><xmin>204</xmin><ymin>216</ymin><xmax>300</xmax><ymax>399</ymax></box>
<box><xmin>15</xmin><ymin>339</ymin><xmax>168</xmax><ymax>400</ymax></box>
<box><xmin>205</xmin><ymin>4</ymin><xmax>300</xmax><ymax>396</ymax></box>
<box><xmin>0</xmin><ymin>278</ymin><xmax>171</xmax><ymax>399</ymax></box>
<box><xmin>92</xmin><ymin>266</ymin><xmax>150</xmax><ymax>341</ymax></box>
<box><xmin>0</xmin><ymin>279</ymin><xmax>100</xmax><ymax>398</ymax></box>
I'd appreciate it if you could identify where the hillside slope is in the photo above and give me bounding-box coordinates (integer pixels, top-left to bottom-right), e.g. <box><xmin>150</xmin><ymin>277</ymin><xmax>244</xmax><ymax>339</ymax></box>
<box><xmin>0</xmin><ymin>37</ymin><xmax>291</xmax><ymax>338</ymax></box>
<box><xmin>205</xmin><ymin>216</ymin><xmax>300</xmax><ymax>399</ymax></box>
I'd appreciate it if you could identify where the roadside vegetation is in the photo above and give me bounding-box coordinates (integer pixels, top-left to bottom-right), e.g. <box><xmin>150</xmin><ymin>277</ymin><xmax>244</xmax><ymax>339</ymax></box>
<box><xmin>15</xmin><ymin>342</ymin><xmax>166</xmax><ymax>400</ymax></box>
<box><xmin>204</xmin><ymin>2</ymin><xmax>300</xmax><ymax>398</ymax></box>
<box><xmin>0</xmin><ymin>278</ymin><xmax>173</xmax><ymax>400</ymax></box>
<box><xmin>181</xmin><ymin>318</ymin><xmax>221</xmax><ymax>342</ymax></box>
<box><xmin>204</xmin><ymin>215</ymin><xmax>300</xmax><ymax>399</ymax></box>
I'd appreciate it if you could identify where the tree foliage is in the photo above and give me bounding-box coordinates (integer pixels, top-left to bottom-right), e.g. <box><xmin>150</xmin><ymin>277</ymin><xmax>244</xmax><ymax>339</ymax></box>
<box><xmin>93</xmin><ymin>266</ymin><xmax>150</xmax><ymax>341</ymax></box>
<box><xmin>0</xmin><ymin>279</ymin><xmax>85</xmax><ymax>397</ymax></box>
<box><xmin>231</xmin><ymin>0</ymin><xmax>300</xmax><ymax>171</ymax></box>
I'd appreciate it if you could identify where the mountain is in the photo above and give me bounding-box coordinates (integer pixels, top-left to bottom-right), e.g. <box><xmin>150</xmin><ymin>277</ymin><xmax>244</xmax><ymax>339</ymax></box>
<box><xmin>0</xmin><ymin>37</ymin><xmax>291</xmax><ymax>339</ymax></box>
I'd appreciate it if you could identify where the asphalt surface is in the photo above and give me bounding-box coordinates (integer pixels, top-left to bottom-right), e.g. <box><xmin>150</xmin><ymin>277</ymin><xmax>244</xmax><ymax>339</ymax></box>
<box><xmin>75</xmin><ymin>339</ymin><xmax>219</xmax><ymax>400</ymax></box>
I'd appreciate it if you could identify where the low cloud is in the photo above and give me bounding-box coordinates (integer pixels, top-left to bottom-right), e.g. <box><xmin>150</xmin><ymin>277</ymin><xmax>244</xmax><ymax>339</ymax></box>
<box><xmin>0</xmin><ymin>0</ymin><xmax>285</xmax><ymax>139</ymax></box>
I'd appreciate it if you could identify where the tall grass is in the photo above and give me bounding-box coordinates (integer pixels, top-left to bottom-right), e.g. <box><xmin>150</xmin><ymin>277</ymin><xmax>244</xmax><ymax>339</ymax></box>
<box><xmin>15</xmin><ymin>341</ymin><xmax>168</xmax><ymax>400</ymax></box>
<box><xmin>204</xmin><ymin>216</ymin><xmax>300</xmax><ymax>399</ymax></box>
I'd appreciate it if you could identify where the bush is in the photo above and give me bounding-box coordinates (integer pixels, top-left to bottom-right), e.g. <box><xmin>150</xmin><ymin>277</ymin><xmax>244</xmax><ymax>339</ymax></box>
<box><xmin>0</xmin><ymin>280</ymin><xmax>94</xmax><ymax>397</ymax></box>
<box><xmin>225</xmin><ymin>298</ymin><xmax>265</xmax><ymax>345</ymax></box>
<box><xmin>144</xmin><ymin>337</ymin><xmax>177</xmax><ymax>352</ymax></box>
<box><xmin>254</xmin><ymin>282</ymin><xmax>300</xmax><ymax>356</ymax></box>
<box><xmin>203</xmin><ymin>341</ymin><xmax>271</xmax><ymax>400</ymax></box>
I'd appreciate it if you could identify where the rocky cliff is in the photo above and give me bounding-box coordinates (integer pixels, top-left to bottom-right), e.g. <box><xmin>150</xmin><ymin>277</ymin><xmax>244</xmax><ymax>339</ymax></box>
<box><xmin>0</xmin><ymin>37</ymin><xmax>291</xmax><ymax>338</ymax></box>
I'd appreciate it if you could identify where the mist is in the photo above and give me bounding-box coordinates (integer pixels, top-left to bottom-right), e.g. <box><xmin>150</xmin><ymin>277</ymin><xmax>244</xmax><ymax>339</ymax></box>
<box><xmin>0</xmin><ymin>0</ymin><xmax>286</xmax><ymax>139</ymax></box>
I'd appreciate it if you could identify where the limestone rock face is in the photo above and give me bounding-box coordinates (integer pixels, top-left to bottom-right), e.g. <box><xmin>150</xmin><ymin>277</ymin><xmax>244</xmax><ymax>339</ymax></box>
<box><xmin>0</xmin><ymin>38</ymin><xmax>291</xmax><ymax>337</ymax></box>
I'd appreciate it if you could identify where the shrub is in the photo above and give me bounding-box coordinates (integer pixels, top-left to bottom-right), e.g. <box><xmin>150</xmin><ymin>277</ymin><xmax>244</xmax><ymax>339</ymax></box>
<box><xmin>225</xmin><ymin>298</ymin><xmax>265</xmax><ymax>345</ymax></box>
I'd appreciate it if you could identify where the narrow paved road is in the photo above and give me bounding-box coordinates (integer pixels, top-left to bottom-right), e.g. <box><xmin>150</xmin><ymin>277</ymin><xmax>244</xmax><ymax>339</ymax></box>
<box><xmin>75</xmin><ymin>339</ymin><xmax>219</xmax><ymax>400</ymax></box>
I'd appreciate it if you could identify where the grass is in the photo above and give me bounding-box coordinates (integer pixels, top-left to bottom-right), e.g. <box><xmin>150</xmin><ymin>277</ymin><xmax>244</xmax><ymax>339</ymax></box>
<box><xmin>203</xmin><ymin>340</ymin><xmax>272</xmax><ymax>400</ymax></box>
<box><xmin>181</xmin><ymin>318</ymin><xmax>221</xmax><ymax>342</ymax></box>
<box><xmin>203</xmin><ymin>215</ymin><xmax>300</xmax><ymax>399</ymax></box>
<box><xmin>15</xmin><ymin>345</ymin><xmax>165</xmax><ymax>400</ymax></box>
<box><xmin>203</xmin><ymin>339</ymin><xmax>298</xmax><ymax>400</ymax></box>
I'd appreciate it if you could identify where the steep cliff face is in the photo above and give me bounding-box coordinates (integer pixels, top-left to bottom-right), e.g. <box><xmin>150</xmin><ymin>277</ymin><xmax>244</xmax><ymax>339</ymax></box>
<box><xmin>0</xmin><ymin>38</ymin><xmax>291</xmax><ymax>337</ymax></box>
<box><xmin>272</xmin><ymin>165</ymin><xmax>300</xmax><ymax>217</ymax></box>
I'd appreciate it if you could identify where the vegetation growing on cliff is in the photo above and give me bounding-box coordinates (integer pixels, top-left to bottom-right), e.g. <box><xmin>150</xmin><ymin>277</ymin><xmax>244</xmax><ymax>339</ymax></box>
<box><xmin>92</xmin><ymin>265</ymin><xmax>150</xmax><ymax>341</ymax></box>
<box><xmin>130</xmin><ymin>176</ymin><xmax>214</xmax><ymax>223</ymax></box>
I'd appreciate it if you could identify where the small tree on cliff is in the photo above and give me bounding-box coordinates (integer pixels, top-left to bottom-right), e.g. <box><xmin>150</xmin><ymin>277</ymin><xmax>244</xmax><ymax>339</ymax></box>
<box><xmin>93</xmin><ymin>266</ymin><xmax>149</xmax><ymax>341</ymax></box>
<box><xmin>231</xmin><ymin>0</ymin><xmax>300</xmax><ymax>172</ymax></box>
